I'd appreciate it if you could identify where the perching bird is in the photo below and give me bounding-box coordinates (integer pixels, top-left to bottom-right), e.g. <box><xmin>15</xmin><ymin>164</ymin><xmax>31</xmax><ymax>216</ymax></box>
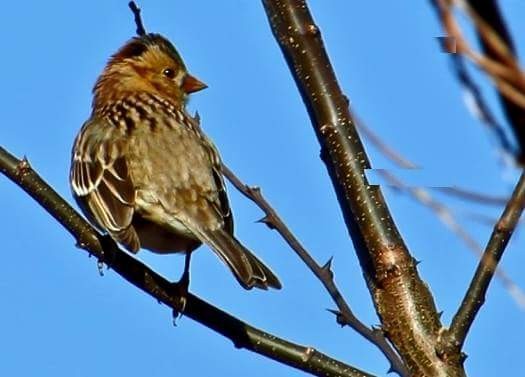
<box><xmin>70</xmin><ymin>33</ymin><xmax>281</xmax><ymax>291</ymax></box>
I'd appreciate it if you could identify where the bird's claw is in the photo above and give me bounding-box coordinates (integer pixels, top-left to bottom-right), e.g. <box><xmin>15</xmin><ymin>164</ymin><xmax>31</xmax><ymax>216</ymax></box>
<box><xmin>170</xmin><ymin>279</ymin><xmax>189</xmax><ymax>323</ymax></box>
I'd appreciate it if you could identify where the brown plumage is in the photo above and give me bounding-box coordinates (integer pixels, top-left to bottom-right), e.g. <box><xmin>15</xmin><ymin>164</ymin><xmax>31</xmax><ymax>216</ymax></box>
<box><xmin>70</xmin><ymin>34</ymin><xmax>281</xmax><ymax>290</ymax></box>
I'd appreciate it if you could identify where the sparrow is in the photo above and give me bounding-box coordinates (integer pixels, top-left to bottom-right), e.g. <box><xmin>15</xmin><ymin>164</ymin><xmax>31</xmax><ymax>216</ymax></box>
<box><xmin>70</xmin><ymin>33</ymin><xmax>281</xmax><ymax>291</ymax></box>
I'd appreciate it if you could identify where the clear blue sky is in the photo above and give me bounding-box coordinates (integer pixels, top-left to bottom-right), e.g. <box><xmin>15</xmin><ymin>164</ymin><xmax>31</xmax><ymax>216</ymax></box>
<box><xmin>1</xmin><ymin>1</ymin><xmax>524</xmax><ymax>376</ymax></box>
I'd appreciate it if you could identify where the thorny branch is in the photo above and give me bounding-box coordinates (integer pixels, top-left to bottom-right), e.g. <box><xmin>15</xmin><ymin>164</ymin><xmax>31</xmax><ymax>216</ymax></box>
<box><xmin>221</xmin><ymin>164</ymin><xmax>407</xmax><ymax>376</ymax></box>
<box><xmin>439</xmin><ymin>171</ymin><xmax>525</xmax><ymax>356</ymax></box>
<box><xmin>262</xmin><ymin>1</ymin><xmax>465</xmax><ymax>376</ymax></box>
<box><xmin>0</xmin><ymin>146</ymin><xmax>375</xmax><ymax>377</ymax></box>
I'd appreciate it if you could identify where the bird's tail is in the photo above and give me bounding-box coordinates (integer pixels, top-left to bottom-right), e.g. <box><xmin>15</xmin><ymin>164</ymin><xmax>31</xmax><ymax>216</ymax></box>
<box><xmin>197</xmin><ymin>228</ymin><xmax>281</xmax><ymax>290</ymax></box>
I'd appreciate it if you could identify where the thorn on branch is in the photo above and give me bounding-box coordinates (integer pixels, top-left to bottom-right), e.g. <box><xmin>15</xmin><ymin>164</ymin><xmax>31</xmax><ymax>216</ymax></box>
<box><xmin>321</xmin><ymin>256</ymin><xmax>334</xmax><ymax>279</ymax></box>
<box><xmin>306</xmin><ymin>23</ymin><xmax>319</xmax><ymax>36</ymax></box>
<box><xmin>128</xmin><ymin>1</ymin><xmax>147</xmax><ymax>36</ymax></box>
<box><xmin>371</xmin><ymin>325</ymin><xmax>386</xmax><ymax>337</ymax></box>
<box><xmin>248</xmin><ymin>185</ymin><xmax>261</xmax><ymax>195</ymax></box>
<box><xmin>256</xmin><ymin>215</ymin><xmax>276</xmax><ymax>230</ymax></box>
<box><xmin>301</xmin><ymin>347</ymin><xmax>315</xmax><ymax>362</ymax></box>
<box><xmin>15</xmin><ymin>156</ymin><xmax>31</xmax><ymax>177</ymax></box>
<box><xmin>319</xmin><ymin>147</ymin><xmax>329</xmax><ymax>164</ymax></box>
<box><xmin>436</xmin><ymin>35</ymin><xmax>457</xmax><ymax>54</ymax></box>
<box><xmin>326</xmin><ymin>308</ymin><xmax>348</xmax><ymax>327</ymax></box>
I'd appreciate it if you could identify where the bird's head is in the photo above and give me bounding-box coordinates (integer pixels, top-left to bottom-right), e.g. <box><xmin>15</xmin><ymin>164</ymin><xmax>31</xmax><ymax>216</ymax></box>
<box><xmin>93</xmin><ymin>33</ymin><xmax>207</xmax><ymax>109</ymax></box>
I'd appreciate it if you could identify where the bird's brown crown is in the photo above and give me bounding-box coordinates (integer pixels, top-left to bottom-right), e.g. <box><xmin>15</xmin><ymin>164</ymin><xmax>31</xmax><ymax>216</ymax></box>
<box><xmin>93</xmin><ymin>33</ymin><xmax>206</xmax><ymax>111</ymax></box>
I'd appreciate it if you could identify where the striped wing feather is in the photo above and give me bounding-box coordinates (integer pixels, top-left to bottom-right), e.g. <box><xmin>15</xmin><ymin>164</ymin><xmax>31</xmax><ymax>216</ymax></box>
<box><xmin>70</xmin><ymin>117</ymin><xmax>140</xmax><ymax>252</ymax></box>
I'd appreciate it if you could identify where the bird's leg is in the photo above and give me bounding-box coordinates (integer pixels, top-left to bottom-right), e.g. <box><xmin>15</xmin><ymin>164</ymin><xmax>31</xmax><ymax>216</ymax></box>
<box><xmin>171</xmin><ymin>251</ymin><xmax>192</xmax><ymax>320</ymax></box>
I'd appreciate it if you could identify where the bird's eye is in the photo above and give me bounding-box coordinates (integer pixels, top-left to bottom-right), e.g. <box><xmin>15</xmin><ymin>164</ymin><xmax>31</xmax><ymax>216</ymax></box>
<box><xmin>163</xmin><ymin>68</ymin><xmax>176</xmax><ymax>79</ymax></box>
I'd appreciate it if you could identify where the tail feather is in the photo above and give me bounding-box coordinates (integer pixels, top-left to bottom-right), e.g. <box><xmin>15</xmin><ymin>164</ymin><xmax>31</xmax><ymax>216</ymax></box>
<box><xmin>194</xmin><ymin>227</ymin><xmax>281</xmax><ymax>290</ymax></box>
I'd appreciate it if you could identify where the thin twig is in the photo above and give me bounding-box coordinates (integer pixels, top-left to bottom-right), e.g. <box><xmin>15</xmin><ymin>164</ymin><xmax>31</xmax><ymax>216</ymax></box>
<box><xmin>128</xmin><ymin>1</ymin><xmax>147</xmax><ymax>36</ymax></box>
<box><xmin>434</xmin><ymin>187</ymin><xmax>507</xmax><ymax>206</ymax></box>
<box><xmin>222</xmin><ymin>164</ymin><xmax>408</xmax><ymax>377</ymax></box>
<box><xmin>0</xmin><ymin>146</ymin><xmax>374</xmax><ymax>377</ymax></box>
<box><xmin>448</xmin><ymin>52</ymin><xmax>515</xmax><ymax>160</ymax></box>
<box><xmin>356</xmin><ymin>114</ymin><xmax>508</xmax><ymax>206</ymax></box>
<box><xmin>441</xmin><ymin>171</ymin><xmax>525</xmax><ymax>353</ymax></box>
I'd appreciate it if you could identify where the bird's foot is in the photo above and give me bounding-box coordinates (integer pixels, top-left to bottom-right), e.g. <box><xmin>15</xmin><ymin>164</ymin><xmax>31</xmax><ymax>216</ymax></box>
<box><xmin>169</xmin><ymin>274</ymin><xmax>190</xmax><ymax>323</ymax></box>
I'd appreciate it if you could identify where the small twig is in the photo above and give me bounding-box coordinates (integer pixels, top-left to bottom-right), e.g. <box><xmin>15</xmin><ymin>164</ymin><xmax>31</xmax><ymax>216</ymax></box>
<box><xmin>222</xmin><ymin>163</ymin><xmax>408</xmax><ymax>377</ymax></box>
<box><xmin>449</xmin><ymin>52</ymin><xmax>516</xmax><ymax>160</ymax></box>
<box><xmin>356</xmin><ymin>114</ymin><xmax>508</xmax><ymax>206</ymax></box>
<box><xmin>434</xmin><ymin>187</ymin><xmax>507</xmax><ymax>206</ymax></box>
<box><xmin>442</xmin><ymin>171</ymin><xmax>525</xmax><ymax>354</ymax></box>
<box><xmin>0</xmin><ymin>146</ymin><xmax>374</xmax><ymax>377</ymax></box>
<box><xmin>128</xmin><ymin>1</ymin><xmax>147</xmax><ymax>36</ymax></box>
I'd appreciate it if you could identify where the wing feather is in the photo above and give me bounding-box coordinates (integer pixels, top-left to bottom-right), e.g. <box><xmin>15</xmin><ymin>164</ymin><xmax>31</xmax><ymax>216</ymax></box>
<box><xmin>70</xmin><ymin>117</ymin><xmax>140</xmax><ymax>252</ymax></box>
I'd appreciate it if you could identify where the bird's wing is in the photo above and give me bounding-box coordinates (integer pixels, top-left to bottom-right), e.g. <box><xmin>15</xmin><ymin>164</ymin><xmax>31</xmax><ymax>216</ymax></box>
<box><xmin>70</xmin><ymin>117</ymin><xmax>140</xmax><ymax>252</ymax></box>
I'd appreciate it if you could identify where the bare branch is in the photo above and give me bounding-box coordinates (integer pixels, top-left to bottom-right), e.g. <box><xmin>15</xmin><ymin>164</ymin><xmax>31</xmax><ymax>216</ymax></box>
<box><xmin>128</xmin><ymin>1</ymin><xmax>147</xmax><ymax>36</ymax></box>
<box><xmin>434</xmin><ymin>187</ymin><xmax>507</xmax><ymax>206</ymax></box>
<box><xmin>262</xmin><ymin>1</ymin><xmax>465</xmax><ymax>375</ymax></box>
<box><xmin>436</xmin><ymin>171</ymin><xmax>525</xmax><ymax>358</ymax></box>
<box><xmin>222</xmin><ymin>164</ymin><xmax>408</xmax><ymax>377</ymax></box>
<box><xmin>0</xmin><ymin>145</ymin><xmax>375</xmax><ymax>377</ymax></box>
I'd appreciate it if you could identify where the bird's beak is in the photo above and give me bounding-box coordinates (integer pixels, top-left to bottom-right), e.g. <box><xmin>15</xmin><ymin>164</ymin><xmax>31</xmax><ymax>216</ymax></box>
<box><xmin>182</xmin><ymin>74</ymin><xmax>208</xmax><ymax>93</ymax></box>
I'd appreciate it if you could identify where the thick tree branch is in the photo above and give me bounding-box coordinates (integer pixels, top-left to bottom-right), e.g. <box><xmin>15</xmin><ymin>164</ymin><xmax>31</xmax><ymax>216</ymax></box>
<box><xmin>222</xmin><ymin>164</ymin><xmax>407</xmax><ymax>376</ymax></box>
<box><xmin>440</xmin><ymin>171</ymin><xmax>525</xmax><ymax>355</ymax></box>
<box><xmin>262</xmin><ymin>1</ymin><xmax>464</xmax><ymax>375</ymax></box>
<box><xmin>0</xmin><ymin>146</ymin><xmax>374</xmax><ymax>377</ymax></box>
